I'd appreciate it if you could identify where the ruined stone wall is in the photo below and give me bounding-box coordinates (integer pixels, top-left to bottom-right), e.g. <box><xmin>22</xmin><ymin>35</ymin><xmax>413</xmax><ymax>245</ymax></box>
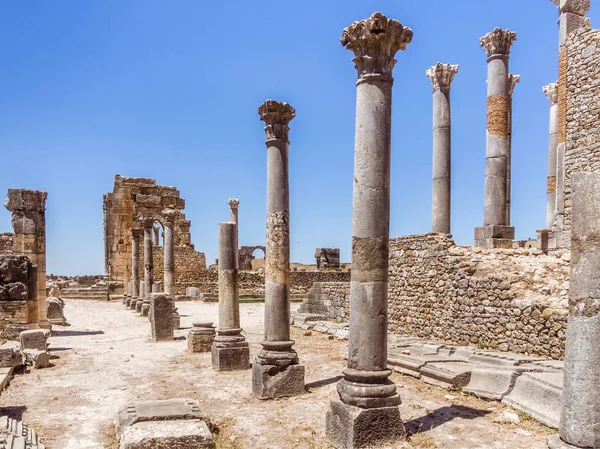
<box><xmin>388</xmin><ymin>234</ymin><xmax>568</xmax><ymax>359</ymax></box>
<box><xmin>103</xmin><ymin>175</ymin><xmax>205</xmax><ymax>287</ymax></box>
<box><xmin>0</xmin><ymin>255</ymin><xmax>38</xmax><ymax>337</ymax></box>
<box><xmin>150</xmin><ymin>245</ymin><xmax>207</xmax><ymax>295</ymax></box>
<box><xmin>562</xmin><ymin>27</ymin><xmax>600</xmax><ymax>232</ymax></box>
<box><xmin>298</xmin><ymin>282</ymin><xmax>349</xmax><ymax>320</ymax></box>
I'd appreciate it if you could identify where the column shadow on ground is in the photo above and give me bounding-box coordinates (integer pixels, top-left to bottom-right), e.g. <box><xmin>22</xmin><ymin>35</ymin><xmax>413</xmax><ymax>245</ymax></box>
<box><xmin>305</xmin><ymin>375</ymin><xmax>343</xmax><ymax>389</ymax></box>
<box><xmin>405</xmin><ymin>405</ymin><xmax>492</xmax><ymax>436</ymax></box>
<box><xmin>53</xmin><ymin>330</ymin><xmax>104</xmax><ymax>337</ymax></box>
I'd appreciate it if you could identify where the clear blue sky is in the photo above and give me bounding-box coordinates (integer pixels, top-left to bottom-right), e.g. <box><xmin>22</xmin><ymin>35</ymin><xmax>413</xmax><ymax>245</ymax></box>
<box><xmin>0</xmin><ymin>1</ymin><xmax>593</xmax><ymax>275</ymax></box>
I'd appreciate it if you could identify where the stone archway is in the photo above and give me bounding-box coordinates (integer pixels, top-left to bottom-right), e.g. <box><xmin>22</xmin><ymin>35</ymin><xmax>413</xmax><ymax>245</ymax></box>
<box><xmin>239</xmin><ymin>246</ymin><xmax>265</xmax><ymax>271</ymax></box>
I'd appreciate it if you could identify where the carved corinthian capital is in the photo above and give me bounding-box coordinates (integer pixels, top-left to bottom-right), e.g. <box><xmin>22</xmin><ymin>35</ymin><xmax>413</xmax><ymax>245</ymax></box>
<box><xmin>228</xmin><ymin>198</ymin><xmax>240</xmax><ymax>210</ymax></box>
<box><xmin>426</xmin><ymin>63</ymin><xmax>459</xmax><ymax>91</ymax></box>
<box><xmin>508</xmin><ymin>74</ymin><xmax>521</xmax><ymax>96</ymax></box>
<box><xmin>480</xmin><ymin>28</ymin><xmax>517</xmax><ymax>57</ymax></box>
<box><xmin>258</xmin><ymin>100</ymin><xmax>295</xmax><ymax>142</ymax></box>
<box><xmin>341</xmin><ymin>12</ymin><xmax>413</xmax><ymax>80</ymax></box>
<box><xmin>543</xmin><ymin>82</ymin><xmax>559</xmax><ymax>105</ymax></box>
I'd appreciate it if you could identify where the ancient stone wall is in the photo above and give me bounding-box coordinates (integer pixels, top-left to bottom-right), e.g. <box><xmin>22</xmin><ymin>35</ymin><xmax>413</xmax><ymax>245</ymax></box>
<box><xmin>298</xmin><ymin>282</ymin><xmax>349</xmax><ymax>320</ymax></box>
<box><xmin>563</xmin><ymin>27</ymin><xmax>600</xmax><ymax>231</ymax></box>
<box><xmin>103</xmin><ymin>175</ymin><xmax>205</xmax><ymax>288</ymax></box>
<box><xmin>388</xmin><ymin>234</ymin><xmax>568</xmax><ymax>359</ymax></box>
<box><xmin>150</xmin><ymin>245</ymin><xmax>208</xmax><ymax>295</ymax></box>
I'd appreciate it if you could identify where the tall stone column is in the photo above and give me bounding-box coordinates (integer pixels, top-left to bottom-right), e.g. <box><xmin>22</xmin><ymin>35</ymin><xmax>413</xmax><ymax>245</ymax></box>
<box><xmin>548</xmin><ymin>172</ymin><xmax>600</xmax><ymax>449</ymax></box>
<box><xmin>474</xmin><ymin>28</ymin><xmax>517</xmax><ymax>249</ymax></box>
<box><xmin>251</xmin><ymin>99</ymin><xmax>305</xmax><ymax>399</ymax></box>
<box><xmin>326</xmin><ymin>13</ymin><xmax>413</xmax><ymax>449</ymax></box>
<box><xmin>130</xmin><ymin>229</ymin><xmax>142</xmax><ymax>310</ymax></box>
<box><xmin>142</xmin><ymin>221</ymin><xmax>154</xmax><ymax>316</ymax></box>
<box><xmin>4</xmin><ymin>189</ymin><xmax>49</xmax><ymax>329</ymax></box>
<box><xmin>553</xmin><ymin>0</ymin><xmax>589</xmax><ymax>236</ymax></box>
<box><xmin>506</xmin><ymin>73</ymin><xmax>520</xmax><ymax>226</ymax></box>
<box><xmin>426</xmin><ymin>62</ymin><xmax>459</xmax><ymax>235</ymax></box>
<box><xmin>543</xmin><ymin>82</ymin><xmax>559</xmax><ymax>229</ymax></box>
<box><xmin>228</xmin><ymin>199</ymin><xmax>240</xmax><ymax>269</ymax></box>
<box><xmin>163</xmin><ymin>211</ymin><xmax>180</xmax><ymax>329</ymax></box>
<box><xmin>152</xmin><ymin>225</ymin><xmax>160</xmax><ymax>246</ymax></box>
<box><xmin>212</xmin><ymin>221</ymin><xmax>250</xmax><ymax>371</ymax></box>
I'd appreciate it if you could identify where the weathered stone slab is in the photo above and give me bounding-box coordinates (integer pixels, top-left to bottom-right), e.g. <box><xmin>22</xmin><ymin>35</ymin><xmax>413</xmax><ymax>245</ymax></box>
<box><xmin>115</xmin><ymin>398</ymin><xmax>206</xmax><ymax>439</ymax></box>
<box><xmin>467</xmin><ymin>351</ymin><xmax>546</xmax><ymax>367</ymax></box>
<box><xmin>120</xmin><ymin>420</ymin><xmax>214</xmax><ymax>449</ymax></box>
<box><xmin>387</xmin><ymin>354</ymin><xmax>454</xmax><ymax>379</ymax></box>
<box><xmin>463</xmin><ymin>366</ymin><xmax>522</xmax><ymax>400</ymax></box>
<box><xmin>211</xmin><ymin>343</ymin><xmax>250</xmax><ymax>371</ymax></box>
<box><xmin>0</xmin><ymin>367</ymin><xmax>13</xmax><ymax>393</ymax></box>
<box><xmin>420</xmin><ymin>361</ymin><xmax>474</xmax><ymax>390</ymax></box>
<box><xmin>150</xmin><ymin>294</ymin><xmax>173</xmax><ymax>342</ymax></box>
<box><xmin>185</xmin><ymin>287</ymin><xmax>199</xmax><ymax>297</ymax></box>
<box><xmin>547</xmin><ymin>434</ymin><xmax>581</xmax><ymax>449</ymax></box>
<box><xmin>502</xmin><ymin>372</ymin><xmax>562</xmax><ymax>428</ymax></box>
<box><xmin>0</xmin><ymin>343</ymin><xmax>22</xmax><ymax>368</ymax></box>
<box><xmin>19</xmin><ymin>329</ymin><xmax>49</xmax><ymax>351</ymax></box>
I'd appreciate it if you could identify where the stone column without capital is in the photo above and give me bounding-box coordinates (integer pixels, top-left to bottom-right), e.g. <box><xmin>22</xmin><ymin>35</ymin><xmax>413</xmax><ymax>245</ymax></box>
<box><xmin>212</xmin><ymin>221</ymin><xmax>249</xmax><ymax>371</ymax></box>
<box><xmin>550</xmin><ymin>172</ymin><xmax>600</xmax><ymax>449</ymax></box>
<box><xmin>426</xmin><ymin>62</ymin><xmax>458</xmax><ymax>235</ymax></box>
<box><xmin>129</xmin><ymin>229</ymin><xmax>142</xmax><ymax>310</ymax></box>
<box><xmin>543</xmin><ymin>82</ymin><xmax>559</xmax><ymax>229</ymax></box>
<box><xmin>162</xmin><ymin>211</ymin><xmax>179</xmax><ymax>329</ymax></box>
<box><xmin>251</xmin><ymin>99</ymin><xmax>305</xmax><ymax>399</ymax></box>
<box><xmin>142</xmin><ymin>221</ymin><xmax>154</xmax><ymax>317</ymax></box>
<box><xmin>506</xmin><ymin>73</ymin><xmax>520</xmax><ymax>226</ymax></box>
<box><xmin>326</xmin><ymin>12</ymin><xmax>413</xmax><ymax>449</ymax></box>
<box><xmin>228</xmin><ymin>199</ymin><xmax>240</xmax><ymax>269</ymax></box>
<box><xmin>474</xmin><ymin>27</ymin><xmax>517</xmax><ymax>249</ymax></box>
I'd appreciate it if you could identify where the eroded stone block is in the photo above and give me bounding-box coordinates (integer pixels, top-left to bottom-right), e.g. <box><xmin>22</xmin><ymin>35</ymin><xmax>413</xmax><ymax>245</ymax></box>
<box><xmin>211</xmin><ymin>343</ymin><xmax>250</xmax><ymax>371</ymax></box>
<box><xmin>120</xmin><ymin>419</ymin><xmax>214</xmax><ymax>449</ymax></box>
<box><xmin>22</xmin><ymin>349</ymin><xmax>50</xmax><ymax>369</ymax></box>
<box><xmin>251</xmin><ymin>362</ymin><xmax>305</xmax><ymax>399</ymax></box>
<box><xmin>187</xmin><ymin>323</ymin><xmax>215</xmax><ymax>353</ymax></box>
<box><xmin>19</xmin><ymin>329</ymin><xmax>49</xmax><ymax>351</ymax></box>
<box><xmin>325</xmin><ymin>399</ymin><xmax>405</xmax><ymax>449</ymax></box>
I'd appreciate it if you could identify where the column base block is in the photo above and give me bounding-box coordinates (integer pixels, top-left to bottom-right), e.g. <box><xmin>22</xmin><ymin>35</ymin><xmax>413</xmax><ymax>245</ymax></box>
<box><xmin>173</xmin><ymin>313</ymin><xmax>180</xmax><ymax>330</ymax></box>
<box><xmin>474</xmin><ymin>226</ymin><xmax>515</xmax><ymax>249</ymax></box>
<box><xmin>129</xmin><ymin>300</ymin><xmax>138</xmax><ymax>310</ymax></box>
<box><xmin>547</xmin><ymin>434</ymin><xmax>586</xmax><ymax>449</ymax></box>
<box><xmin>212</xmin><ymin>344</ymin><xmax>250</xmax><ymax>371</ymax></box>
<box><xmin>252</xmin><ymin>361</ymin><xmax>305</xmax><ymax>399</ymax></box>
<box><xmin>326</xmin><ymin>399</ymin><xmax>406</xmax><ymax>449</ymax></box>
<box><xmin>136</xmin><ymin>301</ymin><xmax>143</xmax><ymax>313</ymax></box>
<box><xmin>141</xmin><ymin>304</ymin><xmax>150</xmax><ymax>317</ymax></box>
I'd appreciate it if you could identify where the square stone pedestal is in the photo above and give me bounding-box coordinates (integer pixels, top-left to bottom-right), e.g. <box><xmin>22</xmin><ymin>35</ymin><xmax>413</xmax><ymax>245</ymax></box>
<box><xmin>252</xmin><ymin>362</ymin><xmax>305</xmax><ymax>399</ymax></box>
<box><xmin>136</xmin><ymin>300</ymin><xmax>143</xmax><ymax>313</ymax></box>
<box><xmin>326</xmin><ymin>399</ymin><xmax>406</xmax><ymax>449</ymax></box>
<box><xmin>211</xmin><ymin>343</ymin><xmax>250</xmax><ymax>371</ymax></box>
<box><xmin>474</xmin><ymin>225</ymin><xmax>515</xmax><ymax>249</ymax></box>
<box><xmin>188</xmin><ymin>323</ymin><xmax>216</xmax><ymax>353</ymax></box>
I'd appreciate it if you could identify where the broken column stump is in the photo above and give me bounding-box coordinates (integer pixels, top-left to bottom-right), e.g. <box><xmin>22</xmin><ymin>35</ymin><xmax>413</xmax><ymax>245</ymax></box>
<box><xmin>188</xmin><ymin>323</ymin><xmax>215</xmax><ymax>353</ymax></box>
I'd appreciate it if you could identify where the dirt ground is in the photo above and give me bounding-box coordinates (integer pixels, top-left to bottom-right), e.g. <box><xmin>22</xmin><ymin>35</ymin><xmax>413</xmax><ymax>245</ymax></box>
<box><xmin>0</xmin><ymin>299</ymin><xmax>556</xmax><ymax>449</ymax></box>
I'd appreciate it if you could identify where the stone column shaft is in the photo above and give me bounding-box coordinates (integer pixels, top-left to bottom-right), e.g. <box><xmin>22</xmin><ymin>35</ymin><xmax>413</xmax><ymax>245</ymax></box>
<box><xmin>506</xmin><ymin>74</ymin><xmax>520</xmax><ymax>226</ymax></box>
<box><xmin>327</xmin><ymin>13</ymin><xmax>413</xmax><ymax>449</ymax></box>
<box><xmin>163</xmin><ymin>220</ymin><xmax>175</xmax><ymax>298</ymax></box>
<box><xmin>131</xmin><ymin>232</ymin><xmax>140</xmax><ymax>298</ymax></box>
<box><xmin>427</xmin><ymin>63</ymin><xmax>458</xmax><ymax>234</ymax></box>
<box><xmin>217</xmin><ymin>222</ymin><xmax>240</xmax><ymax>330</ymax></box>
<box><xmin>544</xmin><ymin>82</ymin><xmax>559</xmax><ymax>229</ymax></box>
<box><xmin>252</xmin><ymin>99</ymin><xmax>304</xmax><ymax>398</ymax></box>
<box><xmin>143</xmin><ymin>226</ymin><xmax>153</xmax><ymax>300</ymax></box>
<box><xmin>559</xmin><ymin>172</ymin><xmax>600</xmax><ymax>448</ymax></box>
<box><xmin>228</xmin><ymin>199</ymin><xmax>240</xmax><ymax>269</ymax></box>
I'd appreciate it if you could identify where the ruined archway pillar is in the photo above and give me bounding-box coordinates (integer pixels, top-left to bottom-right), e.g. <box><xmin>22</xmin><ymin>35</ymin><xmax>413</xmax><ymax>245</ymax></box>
<box><xmin>427</xmin><ymin>62</ymin><xmax>459</xmax><ymax>235</ymax></box>
<box><xmin>228</xmin><ymin>199</ymin><xmax>240</xmax><ymax>269</ymax></box>
<box><xmin>543</xmin><ymin>82</ymin><xmax>559</xmax><ymax>229</ymax></box>
<box><xmin>212</xmin><ymin>221</ymin><xmax>249</xmax><ymax>371</ymax></box>
<box><xmin>142</xmin><ymin>222</ymin><xmax>154</xmax><ymax>316</ymax></box>
<box><xmin>252</xmin><ymin>99</ymin><xmax>305</xmax><ymax>399</ymax></box>
<box><xmin>129</xmin><ymin>229</ymin><xmax>142</xmax><ymax>310</ymax></box>
<box><xmin>326</xmin><ymin>12</ymin><xmax>413</xmax><ymax>448</ymax></box>
<box><xmin>474</xmin><ymin>28</ymin><xmax>517</xmax><ymax>249</ymax></box>
<box><xmin>548</xmin><ymin>172</ymin><xmax>600</xmax><ymax>449</ymax></box>
<box><xmin>507</xmin><ymin>74</ymin><xmax>520</xmax><ymax>226</ymax></box>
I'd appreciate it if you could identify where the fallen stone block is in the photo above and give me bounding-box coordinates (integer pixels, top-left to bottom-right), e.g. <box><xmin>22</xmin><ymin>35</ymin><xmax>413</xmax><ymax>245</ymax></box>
<box><xmin>0</xmin><ymin>415</ymin><xmax>45</xmax><ymax>448</ymax></box>
<box><xmin>23</xmin><ymin>349</ymin><xmax>50</xmax><ymax>369</ymax></box>
<box><xmin>502</xmin><ymin>371</ymin><xmax>562</xmax><ymax>428</ymax></box>
<box><xmin>115</xmin><ymin>398</ymin><xmax>209</xmax><ymax>440</ymax></box>
<box><xmin>120</xmin><ymin>419</ymin><xmax>214</xmax><ymax>449</ymax></box>
<box><xmin>0</xmin><ymin>367</ymin><xmax>14</xmax><ymax>393</ymax></box>
<box><xmin>19</xmin><ymin>329</ymin><xmax>49</xmax><ymax>351</ymax></box>
<box><xmin>420</xmin><ymin>361</ymin><xmax>474</xmax><ymax>390</ymax></box>
<box><xmin>0</xmin><ymin>343</ymin><xmax>22</xmax><ymax>368</ymax></box>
